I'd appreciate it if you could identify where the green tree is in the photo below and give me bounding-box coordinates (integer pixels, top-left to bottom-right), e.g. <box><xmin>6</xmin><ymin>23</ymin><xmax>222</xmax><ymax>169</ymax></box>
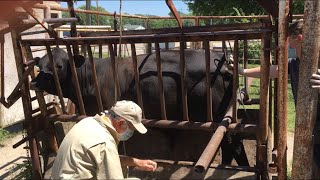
<box><xmin>184</xmin><ymin>0</ymin><xmax>305</xmax><ymax>16</ymax></box>
<box><xmin>62</xmin><ymin>5</ymin><xmax>112</xmax><ymax>26</ymax></box>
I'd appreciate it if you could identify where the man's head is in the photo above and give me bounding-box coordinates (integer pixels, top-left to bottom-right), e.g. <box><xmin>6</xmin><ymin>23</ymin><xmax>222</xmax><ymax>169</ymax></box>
<box><xmin>108</xmin><ymin>100</ymin><xmax>147</xmax><ymax>141</ymax></box>
<box><xmin>288</xmin><ymin>19</ymin><xmax>303</xmax><ymax>59</ymax></box>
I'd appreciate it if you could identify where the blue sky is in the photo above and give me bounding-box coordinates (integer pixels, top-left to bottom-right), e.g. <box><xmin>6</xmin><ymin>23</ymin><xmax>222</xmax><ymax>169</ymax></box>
<box><xmin>61</xmin><ymin>1</ymin><xmax>190</xmax><ymax>16</ymax></box>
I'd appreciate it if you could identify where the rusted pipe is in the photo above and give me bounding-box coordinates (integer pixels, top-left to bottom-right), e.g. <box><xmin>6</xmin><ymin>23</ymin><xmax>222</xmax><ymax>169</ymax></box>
<box><xmin>277</xmin><ymin>0</ymin><xmax>289</xmax><ymax>178</ymax></box>
<box><xmin>257</xmin><ymin>32</ymin><xmax>271</xmax><ymax>179</ymax></box>
<box><xmin>179</xmin><ymin>41</ymin><xmax>189</xmax><ymax>121</ymax></box>
<box><xmin>86</xmin><ymin>44</ymin><xmax>103</xmax><ymax>113</ymax></box>
<box><xmin>155</xmin><ymin>42</ymin><xmax>167</xmax><ymax>120</ymax></box>
<box><xmin>45</xmin><ymin>45</ymin><xmax>67</xmax><ymax>114</ymax></box>
<box><xmin>66</xmin><ymin>45</ymin><xmax>86</xmax><ymax>115</ymax></box>
<box><xmin>204</xmin><ymin>40</ymin><xmax>212</xmax><ymax>121</ymax></box>
<box><xmin>232</xmin><ymin>39</ymin><xmax>239</xmax><ymax>123</ymax></box>
<box><xmin>131</xmin><ymin>43</ymin><xmax>144</xmax><ymax>117</ymax></box>
<box><xmin>165</xmin><ymin>0</ymin><xmax>182</xmax><ymax>29</ymax></box>
<box><xmin>194</xmin><ymin>105</ymin><xmax>233</xmax><ymax>173</ymax></box>
<box><xmin>292</xmin><ymin>0</ymin><xmax>320</xmax><ymax>179</ymax></box>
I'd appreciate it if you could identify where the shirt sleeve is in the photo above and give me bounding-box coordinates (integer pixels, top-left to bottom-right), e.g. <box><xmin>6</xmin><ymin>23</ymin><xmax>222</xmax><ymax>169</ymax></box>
<box><xmin>88</xmin><ymin>143</ymin><xmax>124</xmax><ymax>180</ymax></box>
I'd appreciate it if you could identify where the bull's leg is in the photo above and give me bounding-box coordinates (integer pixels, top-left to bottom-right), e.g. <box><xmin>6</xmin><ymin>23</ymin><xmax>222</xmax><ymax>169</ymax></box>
<box><xmin>221</xmin><ymin>133</ymin><xmax>249</xmax><ymax>166</ymax></box>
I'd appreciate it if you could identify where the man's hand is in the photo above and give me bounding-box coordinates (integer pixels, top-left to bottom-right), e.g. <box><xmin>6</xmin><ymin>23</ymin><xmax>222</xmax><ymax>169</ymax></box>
<box><xmin>310</xmin><ymin>69</ymin><xmax>320</xmax><ymax>89</ymax></box>
<box><xmin>226</xmin><ymin>63</ymin><xmax>245</xmax><ymax>75</ymax></box>
<box><xmin>133</xmin><ymin>159</ymin><xmax>157</xmax><ymax>171</ymax></box>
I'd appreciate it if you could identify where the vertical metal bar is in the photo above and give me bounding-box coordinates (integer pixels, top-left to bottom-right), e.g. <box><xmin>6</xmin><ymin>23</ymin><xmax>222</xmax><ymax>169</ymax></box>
<box><xmin>144</xmin><ymin>19</ymin><xmax>152</xmax><ymax>54</ymax></box>
<box><xmin>113</xmin><ymin>12</ymin><xmax>118</xmax><ymax>57</ymax></box>
<box><xmin>67</xmin><ymin>1</ymin><xmax>79</xmax><ymax>55</ymax></box>
<box><xmin>108</xmin><ymin>44</ymin><xmax>119</xmax><ymax>103</ymax></box>
<box><xmin>274</xmin><ymin>21</ymin><xmax>279</xmax><ymax>150</ymax></box>
<box><xmin>292</xmin><ymin>0</ymin><xmax>320</xmax><ymax>179</ymax></box>
<box><xmin>25</xmin><ymin>44</ymin><xmax>59</xmax><ymax>154</ymax></box>
<box><xmin>99</xmin><ymin>44</ymin><xmax>103</xmax><ymax>58</ymax></box>
<box><xmin>66</xmin><ymin>45</ymin><xmax>86</xmax><ymax>115</ymax></box>
<box><xmin>243</xmin><ymin>39</ymin><xmax>248</xmax><ymax>93</ymax></box>
<box><xmin>155</xmin><ymin>42</ymin><xmax>167</xmax><ymax>120</ymax></box>
<box><xmin>87</xmin><ymin>44</ymin><xmax>103</xmax><ymax>113</ymax></box>
<box><xmin>9</xmin><ymin>26</ymin><xmax>42</xmax><ymax>179</ymax></box>
<box><xmin>165</xmin><ymin>42</ymin><xmax>169</xmax><ymax>50</ymax></box>
<box><xmin>277</xmin><ymin>0</ymin><xmax>289</xmax><ymax>178</ymax></box>
<box><xmin>131</xmin><ymin>43</ymin><xmax>144</xmax><ymax>117</ymax></box>
<box><xmin>45</xmin><ymin>45</ymin><xmax>67</xmax><ymax>114</ymax></box>
<box><xmin>204</xmin><ymin>40</ymin><xmax>212</xmax><ymax>122</ymax></box>
<box><xmin>257</xmin><ymin>33</ymin><xmax>271</xmax><ymax>179</ymax></box>
<box><xmin>0</xmin><ymin>36</ymin><xmax>4</xmax><ymax>101</ymax></box>
<box><xmin>194</xmin><ymin>18</ymin><xmax>201</xmax><ymax>49</ymax></box>
<box><xmin>180</xmin><ymin>41</ymin><xmax>189</xmax><ymax>121</ymax></box>
<box><xmin>232</xmin><ymin>40</ymin><xmax>239</xmax><ymax>123</ymax></box>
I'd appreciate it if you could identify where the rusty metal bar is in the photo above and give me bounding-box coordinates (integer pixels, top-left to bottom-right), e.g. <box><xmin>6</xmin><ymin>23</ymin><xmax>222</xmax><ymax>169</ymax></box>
<box><xmin>9</xmin><ymin>23</ymin><xmax>42</xmax><ymax>179</ymax></box>
<box><xmin>66</xmin><ymin>45</ymin><xmax>86</xmax><ymax>115</ymax></box>
<box><xmin>277</xmin><ymin>0</ymin><xmax>289</xmax><ymax>178</ymax></box>
<box><xmin>180</xmin><ymin>41</ymin><xmax>189</xmax><ymax>121</ymax></box>
<box><xmin>45</xmin><ymin>45</ymin><xmax>67</xmax><ymax>114</ymax></box>
<box><xmin>33</xmin><ymin>4</ymin><xmax>304</xmax><ymax>20</ymax></box>
<box><xmin>72</xmin><ymin>22</ymin><xmax>268</xmax><ymax>37</ymax></box>
<box><xmin>131</xmin><ymin>43</ymin><xmax>144</xmax><ymax>117</ymax></box>
<box><xmin>257</xmin><ymin>32</ymin><xmax>271</xmax><ymax>179</ymax></box>
<box><xmin>108</xmin><ymin>44</ymin><xmax>118</xmax><ymax>104</ymax></box>
<box><xmin>21</xmin><ymin>18</ymin><xmax>79</xmax><ymax>25</ymax></box>
<box><xmin>292</xmin><ymin>0</ymin><xmax>320</xmax><ymax>179</ymax></box>
<box><xmin>44</xmin><ymin>113</ymin><xmax>256</xmax><ymax>135</ymax></box>
<box><xmin>86</xmin><ymin>44</ymin><xmax>103</xmax><ymax>113</ymax></box>
<box><xmin>204</xmin><ymin>40</ymin><xmax>212</xmax><ymax>121</ymax></box>
<box><xmin>194</xmin><ymin>105</ymin><xmax>233</xmax><ymax>173</ymax></box>
<box><xmin>21</xmin><ymin>29</ymin><xmax>270</xmax><ymax>46</ymax></box>
<box><xmin>144</xmin><ymin>19</ymin><xmax>152</xmax><ymax>54</ymax></box>
<box><xmin>243</xmin><ymin>39</ymin><xmax>248</xmax><ymax>93</ymax></box>
<box><xmin>23</xmin><ymin>6</ymin><xmax>57</xmax><ymax>38</ymax></box>
<box><xmin>165</xmin><ymin>0</ymin><xmax>182</xmax><ymax>28</ymax></box>
<box><xmin>67</xmin><ymin>1</ymin><xmax>79</xmax><ymax>55</ymax></box>
<box><xmin>232</xmin><ymin>40</ymin><xmax>239</xmax><ymax>123</ymax></box>
<box><xmin>23</xmin><ymin>43</ymin><xmax>60</xmax><ymax>155</ymax></box>
<box><xmin>155</xmin><ymin>42</ymin><xmax>167</xmax><ymax>120</ymax></box>
<box><xmin>98</xmin><ymin>44</ymin><xmax>103</xmax><ymax>58</ymax></box>
<box><xmin>0</xmin><ymin>36</ymin><xmax>4</xmax><ymax>104</ymax></box>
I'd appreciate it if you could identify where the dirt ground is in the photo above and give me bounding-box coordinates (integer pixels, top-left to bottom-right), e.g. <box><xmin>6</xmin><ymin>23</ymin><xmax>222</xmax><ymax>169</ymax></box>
<box><xmin>0</xmin><ymin>134</ymin><xmax>29</xmax><ymax>179</ymax></box>
<box><xmin>0</xmin><ymin>132</ymin><xmax>295</xmax><ymax>179</ymax></box>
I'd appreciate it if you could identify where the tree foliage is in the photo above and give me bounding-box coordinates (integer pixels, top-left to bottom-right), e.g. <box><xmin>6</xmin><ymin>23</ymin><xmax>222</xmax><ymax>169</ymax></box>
<box><xmin>184</xmin><ymin>0</ymin><xmax>305</xmax><ymax>16</ymax></box>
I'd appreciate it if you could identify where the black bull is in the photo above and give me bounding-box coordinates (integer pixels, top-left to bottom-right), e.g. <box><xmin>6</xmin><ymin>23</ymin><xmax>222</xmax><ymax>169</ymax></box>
<box><xmin>30</xmin><ymin>47</ymin><xmax>249</xmax><ymax>166</ymax></box>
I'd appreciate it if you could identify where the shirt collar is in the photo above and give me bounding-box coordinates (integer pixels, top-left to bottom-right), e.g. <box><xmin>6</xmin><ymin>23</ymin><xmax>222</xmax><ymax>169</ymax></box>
<box><xmin>94</xmin><ymin>114</ymin><xmax>120</xmax><ymax>144</ymax></box>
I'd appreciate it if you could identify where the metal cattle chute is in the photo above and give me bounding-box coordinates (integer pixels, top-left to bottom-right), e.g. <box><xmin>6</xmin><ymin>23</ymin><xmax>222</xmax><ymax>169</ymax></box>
<box><xmin>1</xmin><ymin>0</ymin><xmax>319</xmax><ymax>179</ymax></box>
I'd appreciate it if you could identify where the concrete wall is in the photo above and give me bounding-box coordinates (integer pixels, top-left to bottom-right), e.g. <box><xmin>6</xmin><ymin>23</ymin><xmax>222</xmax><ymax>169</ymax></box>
<box><xmin>0</xmin><ymin>1</ymin><xmax>61</xmax><ymax>128</ymax></box>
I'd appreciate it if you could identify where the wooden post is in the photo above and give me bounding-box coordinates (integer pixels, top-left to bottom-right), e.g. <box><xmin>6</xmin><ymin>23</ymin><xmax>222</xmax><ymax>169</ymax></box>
<box><xmin>292</xmin><ymin>0</ymin><xmax>320</xmax><ymax>179</ymax></box>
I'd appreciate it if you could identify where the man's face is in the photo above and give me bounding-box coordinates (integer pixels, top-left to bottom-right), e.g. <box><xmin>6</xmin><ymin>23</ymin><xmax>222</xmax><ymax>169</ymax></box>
<box><xmin>114</xmin><ymin>118</ymin><xmax>135</xmax><ymax>134</ymax></box>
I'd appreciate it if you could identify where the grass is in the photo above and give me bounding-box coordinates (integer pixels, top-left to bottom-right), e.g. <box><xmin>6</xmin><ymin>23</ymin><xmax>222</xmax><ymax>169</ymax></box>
<box><xmin>239</xmin><ymin>64</ymin><xmax>296</xmax><ymax>132</ymax></box>
<box><xmin>0</xmin><ymin>128</ymin><xmax>10</xmax><ymax>145</ymax></box>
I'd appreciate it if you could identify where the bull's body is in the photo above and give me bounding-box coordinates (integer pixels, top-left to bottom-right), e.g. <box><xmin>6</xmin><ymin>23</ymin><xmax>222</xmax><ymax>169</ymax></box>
<box><xmin>31</xmin><ymin>47</ymin><xmax>248</xmax><ymax>165</ymax></box>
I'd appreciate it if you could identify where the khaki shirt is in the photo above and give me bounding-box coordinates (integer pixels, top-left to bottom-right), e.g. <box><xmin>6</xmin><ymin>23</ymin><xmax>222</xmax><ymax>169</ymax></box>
<box><xmin>51</xmin><ymin>114</ymin><xmax>124</xmax><ymax>179</ymax></box>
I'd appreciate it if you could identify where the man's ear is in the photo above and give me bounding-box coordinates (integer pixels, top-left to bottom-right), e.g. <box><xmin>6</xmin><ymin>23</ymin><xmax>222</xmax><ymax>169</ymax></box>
<box><xmin>73</xmin><ymin>55</ymin><xmax>86</xmax><ymax>67</ymax></box>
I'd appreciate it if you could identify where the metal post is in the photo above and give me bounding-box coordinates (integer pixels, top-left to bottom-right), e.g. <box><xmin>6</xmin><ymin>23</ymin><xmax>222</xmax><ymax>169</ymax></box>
<box><xmin>277</xmin><ymin>0</ymin><xmax>289</xmax><ymax>178</ymax></box>
<box><xmin>155</xmin><ymin>42</ymin><xmax>167</xmax><ymax>120</ymax></box>
<box><xmin>232</xmin><ymin>40</ymin><xmax>239</xmax><ymax>123</ymax></box>
<box><xmin>9</xmin><ymin>25</ymin><xmax>42</xmax><ymax>179</ymax></box>
<box><xmin>180</xmin><ymin>41</ymin><xmax>189</xmax><ymax>121</ymax></box>
<box><xmin>67</xmin><ymin>1</ymin><xmax>79</xmax><ymax>55</ymax></box>
<box><xmin>86</xmin><ymin>0</ymin><xmax>91</xmax><ymax>25</ymax></box>
<box><xmin>292</xmin><ymin>0</ymin><xmax>320</xmax><ymax>179</ymax></box>
<box><xmin>257</xmin><ymin>32</ymin><xmax>271</xmax><ymax>179</ymax></box>
<box><xmin>204</xmin><ymin>40</ymin><xmax>212</xmax><ymax>121</ymax></box>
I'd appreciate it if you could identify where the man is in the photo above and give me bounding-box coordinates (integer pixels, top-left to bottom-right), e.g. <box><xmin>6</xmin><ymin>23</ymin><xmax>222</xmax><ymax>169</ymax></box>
<box><xmin>230</xmin><ymin>20</ymin><xmax>303</xmax><ymax>104</ymax></box>
<box><xmin>51</xmin><ymin>100</ymin><xmax>157</xmax><ymax>179</ymax></box>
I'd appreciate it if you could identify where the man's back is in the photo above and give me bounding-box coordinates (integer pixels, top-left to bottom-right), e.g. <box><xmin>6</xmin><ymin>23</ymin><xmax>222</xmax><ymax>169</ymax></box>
<box><xmin>51</xmin><ymin>117</ymin><xmax>122</xmax><ymax>179</ymax></box>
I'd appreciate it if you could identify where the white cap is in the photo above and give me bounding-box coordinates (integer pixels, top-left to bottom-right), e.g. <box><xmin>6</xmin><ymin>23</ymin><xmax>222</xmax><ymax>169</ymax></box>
<box><xmin>111</xmin><ymin>100</ymin><xmax>147</xmax><ymax>134</ymax></box>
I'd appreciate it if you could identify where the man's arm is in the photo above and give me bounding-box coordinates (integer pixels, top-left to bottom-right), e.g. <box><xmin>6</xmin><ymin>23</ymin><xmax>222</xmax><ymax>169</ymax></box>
<box><xmin>241</xmin><ymin>65</ymin><xmax>279</xmax><ymax>79</ymax></box>
<box><xmin>119</xmin><ymin>155</ymin><xmax>157</xmax><ymax>171</ymax></box>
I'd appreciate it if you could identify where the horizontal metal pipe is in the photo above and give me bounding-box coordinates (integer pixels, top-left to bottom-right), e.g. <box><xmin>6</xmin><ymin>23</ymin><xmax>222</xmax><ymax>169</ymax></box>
<box><xmin>21</xmin><ymin>17</ymin><xmax>78</xmax><ymax>25</ymax></box>
<box><xmin>21</xmin><ymin>29</ymin><xmax>271</xmax><ymax>46</ymax></box>
<box><xmin>45</xmin><ymin>114</ymin><xmax>256</xmax><ymax>135</ymax></box>
<box><xmin>32</xmin><ymin>4</ymin><xmax>304</xmax><ymax>20</ymax></box>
